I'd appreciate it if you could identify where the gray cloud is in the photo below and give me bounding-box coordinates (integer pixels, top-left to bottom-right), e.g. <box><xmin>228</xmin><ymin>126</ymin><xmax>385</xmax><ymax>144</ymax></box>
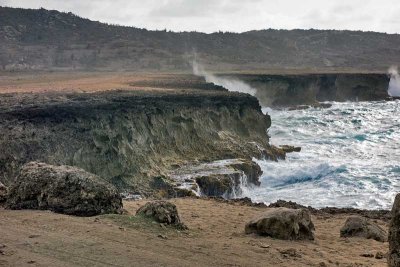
<box><xmin>0</xmin><ymin>0</ymin><xmax>399</xmax><ymax>33</ymax></box>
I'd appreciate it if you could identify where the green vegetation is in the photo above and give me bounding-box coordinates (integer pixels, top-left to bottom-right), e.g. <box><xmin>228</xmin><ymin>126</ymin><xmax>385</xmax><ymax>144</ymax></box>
<box><xmin>1</xmin><ymin>6</ymin><xmax>400</xmax><ymax>71</ymax></box>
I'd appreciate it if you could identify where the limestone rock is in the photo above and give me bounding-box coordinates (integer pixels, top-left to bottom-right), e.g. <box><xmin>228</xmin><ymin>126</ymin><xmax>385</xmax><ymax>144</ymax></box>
<box><xmin>0</xmin><ymin>182</ymin><xmax>7</xmax><ymax>203</ymax></box>
<box><xmin>389</xmin><ymin>194</ymin><xmax>400</xmax><ymax>266</ymax></box>
<box><xmin>195</xmin><ymin>174</ymin><xmax>233</xmax><ymax>197</ymax></box>
<box><xmin>340</xmin><ymin>216</ymin><xmax>386</xmax><ymax>242</ymax></box>
<box><xmin>245</xmin><ymin>208</ymin><xmax>315</xmax><ymax>240</ymax></box>
<box><xmin>6</xmin><ymin>162</ymin><xmax>122</xmax><ymax>216</ymax></box>
<box><xmin>136</xmin><ymin>201</ymin><xmax>187</xmax><ymax>229</ymax></box>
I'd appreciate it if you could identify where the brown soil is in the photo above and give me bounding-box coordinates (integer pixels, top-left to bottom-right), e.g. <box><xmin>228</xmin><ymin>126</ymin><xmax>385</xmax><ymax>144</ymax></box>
<box><xmin>0</xmin><ymin>198</ymin><xmax>388</xmax><ymax>267</ymax></box>
<box><xmin>0</xmin><ymin>72</ymin><xmax>184</xmax><ymax>94</ymax></box>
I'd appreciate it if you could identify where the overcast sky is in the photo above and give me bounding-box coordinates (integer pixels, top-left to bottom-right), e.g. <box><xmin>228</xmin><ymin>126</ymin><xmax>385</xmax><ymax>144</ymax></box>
<box><xmin>1</xmin><ymin>0</ymin><xmax>400</xmax><ymax>34</ymax></box>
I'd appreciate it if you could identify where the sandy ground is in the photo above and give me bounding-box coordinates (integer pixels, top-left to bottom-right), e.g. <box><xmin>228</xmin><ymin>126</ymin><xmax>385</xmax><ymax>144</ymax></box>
<box><xmin>0</xmin><ymin>198</ymin><xmax>388</xmax><ymax>267</ymax></box>
<box><xmin>0</xmin><ymin>72</ymin><xmax>179</xmax><ymax>93</ymax></box>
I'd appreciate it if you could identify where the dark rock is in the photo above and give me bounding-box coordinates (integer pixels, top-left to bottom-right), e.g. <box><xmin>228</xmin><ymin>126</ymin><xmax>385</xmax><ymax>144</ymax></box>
<box><xmin>318</xmin><ymin>207</ymin><xmax>391</xmax><ymax>221</ymax></box>
<box><xmin>340</xmin><ymin>216</ymin><xmax>386</xmax><ymax>242</ymax></box>
<box><xmin>171</xmin><ymin>158</ymin><xmax>263</xmax><ymax>198</ymax></box>
<box><xmin>229</xmin><ymin>160</ymin><xmax>262</xmax><ymax>186</ymax></box>
<box><xmin>5</xmin><ymin>162</ymin><xmax>122</xmax><ymax>216</ymax></box>
<box><xmin>195</xmin><ymin>174</ymin><xmax>233</xmax><ymax>197</ymax></box>
<box><xmin>268</xmin><ymin>199</ymin><xmax>312</xmax><ymax>210</ymax></box>
<box><xmin>0</xmin><ymin>182</ymin><xmax>7</xmax><ymax>203</ymax></box>
<box><xmin>268</xmin><ymin>199</ymin><xmax>391</xmax><ymax>221</ymax></box>
<box><xmin>245</xmin><ymin>208</ymin><xmax>315</xmax><ymax>240</ymax></box>
<box><xmin>360</xmin><ymin>252</ymin><xmax>374</xmax><ymax>258</ymax></box>
<box><xmin>375</xmin><ymin>251</ymin><xmax>385</xmax><ymax>259</ymax></box>
<box><xmin>136</xmin><ymin>201</ymin><xmax>187</xmax><ymax>229</ymax></box>
<box><xmin>279</xmin><ymin>145</ymin><xmax>301</xmax><ymax>153</ymax></box>
<box><xmin>389</xmin><ymin>194</ymin><xmax>400</xmax><ymax>266</ymax></box>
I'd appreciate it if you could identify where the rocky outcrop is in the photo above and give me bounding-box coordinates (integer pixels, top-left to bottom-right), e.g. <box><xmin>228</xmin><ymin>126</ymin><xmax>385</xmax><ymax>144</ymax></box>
<box><xmin>245</xmin><ymin>208</ymin><xmax>315</xmax><ymax>240</ymax></box>
<box><xmin>340</xmin><ymin>216</ymin><xmax>386</xmax><ymax>242</ymax></box>
<box><xmin>169</xmin><ymin>159</ymin><xmax>263</xmax><ymax>198</ymax></box>
<box><xmin>195</xmin><ymin>175</ymin><xmax>232</xmax><ymax>197</ymax></box>
<box><xmin>6</xmin><ymin>162</ymin><xmax>123</xmax><ymax>216</ymax></box>
<box><xmin>389</xmin><ymin>194</ymin><xmax>400</xmax><ymax>266</ymax></box>
<box><xmin>136</xmin><ymin>201</ymin><xmax>187</xmax><ymax>229</ymax></box>
<box><xmin>0</xmin><ymin>90</ymin><xmax>282</xmax><ymax>196</ymax></box>
<box><xmin>0</xmin><ymin>182</ymin><xmax>7</xmax><ymax>203</ymax></box>
<box><xmin>221</xmin><ymin>73</ymin><xmax>389</xmax><ymax>107</ymax></box>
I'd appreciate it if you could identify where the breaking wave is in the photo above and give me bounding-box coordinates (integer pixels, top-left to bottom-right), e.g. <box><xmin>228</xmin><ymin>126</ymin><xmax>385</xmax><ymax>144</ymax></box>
<box><xmin>244</xmin><ymin>100</ymin><xmax>400</xmax><ymax>209</ymax></box>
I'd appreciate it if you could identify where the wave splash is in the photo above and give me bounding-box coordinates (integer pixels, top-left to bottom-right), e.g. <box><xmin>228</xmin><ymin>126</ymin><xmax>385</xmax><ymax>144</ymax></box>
<box><xmin>243</xmin><ymin>101</ymin><xmax>400</xmax><ymax>210</ymax></box>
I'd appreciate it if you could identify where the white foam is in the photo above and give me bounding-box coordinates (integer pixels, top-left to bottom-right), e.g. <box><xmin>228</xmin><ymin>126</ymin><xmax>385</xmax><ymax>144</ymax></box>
<box><xmin>245</xmin><ymin>101</ymin><xmax>400</xmax><ymax>209</ymax></box>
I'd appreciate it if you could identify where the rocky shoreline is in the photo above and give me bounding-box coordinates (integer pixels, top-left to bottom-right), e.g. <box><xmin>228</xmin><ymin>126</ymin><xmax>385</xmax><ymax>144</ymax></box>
<box><xmin>0</xmin><ymin>76</ymin><xmax>287</xmax><ymax>198</ymax></box>
<box><xmin>0</xmin><ymin>71</ymin><xmax>397</xmax><ymax>266</ymax></box>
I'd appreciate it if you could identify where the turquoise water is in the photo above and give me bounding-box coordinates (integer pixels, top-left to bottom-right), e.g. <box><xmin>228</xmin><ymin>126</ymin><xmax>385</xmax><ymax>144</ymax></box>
<box><xmin>245</xmin><ymin>100</ymin><xmax>400</xmax><ymax>209</ymax></box>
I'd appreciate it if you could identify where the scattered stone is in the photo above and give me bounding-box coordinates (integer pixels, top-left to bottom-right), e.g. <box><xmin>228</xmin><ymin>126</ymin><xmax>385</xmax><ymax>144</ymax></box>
<box><xmin>279</xmin><ymin>248</ymin><xmax>302</xmax><ymax>258</ymax></box>
<box><xmin>360</xmin><ymin>253</ymin><xmax>374</xmax><ymax>258</ymax></box>
<box><xmin>0</xmin><ymin>244</ymin><xmax>6</xmax><ymax>255</ymax></box>
<box><xmin>375</xmin><ymin>251</ymin><xmax>385</xmax><ymax>259</ymax></box>
<box><xmin>5</xmin><ymin>162</ymin><xmax>123</xmax><ymax>216</ymax></box>
<box><xmin>389</xmin><ymin>193</ymin><xmax>400</xmax><ymax>266</ymax></box>
<box><xmin>318</xmin><ymin>262</ymin><xmax>327</xmax><ymax>267</ymax></box>
<box><xmin>27</xmin><ymin>261</ymin><xmax>36</xmax><ymax>264</ymax></box>
<box><xmin>245</xmin><ymin>208</ymin><xmax>315</xmax><ymax>240</ymax></box>
<box><xmin>0</xmin><ymin>182</ymin><xmax>7</xmax><ymax>203</ymax></box>
<box><xmin>157</xmin><ymin>234</ymin><xmax>168</xmax><ymax>240</ymax></box>
<box><xmin>136</xmin><ymin>201</ymin><xmax>187</xmax><ymax>229</ymax></box>
<box><xmin>28</xmin><ymin>235</ymin><xmax>40</xmax><ymax>239</ymax></box>
<box><xmin>259</xmin><ymin>243</ymin><xmax>270</xmax><ymax>249</ymax></box>
<box><xmin>340</xmin><ymin>216</ymin><xmax>387</xmax><ymax>242</ymax></box>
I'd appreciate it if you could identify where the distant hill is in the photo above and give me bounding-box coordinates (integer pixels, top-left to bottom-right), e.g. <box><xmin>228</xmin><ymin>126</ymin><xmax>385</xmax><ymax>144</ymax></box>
<box><xmin>1</xmin><ymin>6</ymin><xmax>400</xmax><ymax>72</ymax></box>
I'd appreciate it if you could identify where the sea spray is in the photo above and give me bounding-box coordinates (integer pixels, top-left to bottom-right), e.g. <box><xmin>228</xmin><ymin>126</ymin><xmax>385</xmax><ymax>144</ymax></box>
<box><xmin>388</xmin><ymin>66</ymin><xmax>400</xmax><ymax>96</ymax></box>
<box><xmin>192</xmin><ymin>61</ymin><xmax>257</xmax><ymax>96</ymax></box>
<box><xmin>241</xmin><ymin>101</ymin><xmax>400</xmax><ymax>210</ymax></box>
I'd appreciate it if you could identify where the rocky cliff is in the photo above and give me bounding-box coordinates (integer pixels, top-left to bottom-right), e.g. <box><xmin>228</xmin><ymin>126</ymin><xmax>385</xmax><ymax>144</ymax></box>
<box><xmin>0</xmin><ymin>89</ymin><xmax>279</xmax><ymax>196</ymax></box>
<box><xmin>223</xmin><ymin>73</ymin><xmax>389</xmax><ymax>107</ymax></box>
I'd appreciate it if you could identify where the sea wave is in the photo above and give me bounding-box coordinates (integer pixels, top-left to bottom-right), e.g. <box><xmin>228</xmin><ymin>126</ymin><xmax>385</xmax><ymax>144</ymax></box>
<box><xmin>250</xmin><ymin>101</ymin><xmax>400</xmax><ymax>209</ymax></box>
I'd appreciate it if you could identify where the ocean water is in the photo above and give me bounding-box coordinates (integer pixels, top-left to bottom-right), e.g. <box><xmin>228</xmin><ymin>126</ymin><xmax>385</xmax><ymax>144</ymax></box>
<box><xmin>244</xmin><ymin>100</ymin><xmax>400</xmax><ymax>210</ymax></box>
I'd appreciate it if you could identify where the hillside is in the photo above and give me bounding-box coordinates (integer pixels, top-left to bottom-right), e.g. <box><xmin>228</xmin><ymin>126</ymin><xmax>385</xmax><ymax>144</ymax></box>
<box><xmin>1</xmin><ymin>6</ymin><xmax>400</xmax><ymax>72</ymax></box>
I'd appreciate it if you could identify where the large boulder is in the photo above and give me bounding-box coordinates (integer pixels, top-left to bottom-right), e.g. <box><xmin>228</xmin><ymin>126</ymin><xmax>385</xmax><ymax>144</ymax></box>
<box><xmin>136</xmin><ymin>201</ymin><xmax>187</xmax><ymax>229</ymax></box>
<box><xmin>6</xmin><ymin>162</ymin><xmax>122</xmax><ymax>216</ymax></box>
<box><xmin>389</xmin><ymin>194</ymin><xmax>400</xmax><ymax>266</ymax></box>
<box><xmin>245</xmin><ymin>208</ymin><xmax>315</xmax><ymax>240</ymax></box>
<box><xmin>0</xmin><ymin>182</ymin><xmax>7</xmax><ymax>203</ymax></box>
<box><xmin>340</xmin><ymin>216</ymin><xmax>386</xmax><ymax>242</ymax></box>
